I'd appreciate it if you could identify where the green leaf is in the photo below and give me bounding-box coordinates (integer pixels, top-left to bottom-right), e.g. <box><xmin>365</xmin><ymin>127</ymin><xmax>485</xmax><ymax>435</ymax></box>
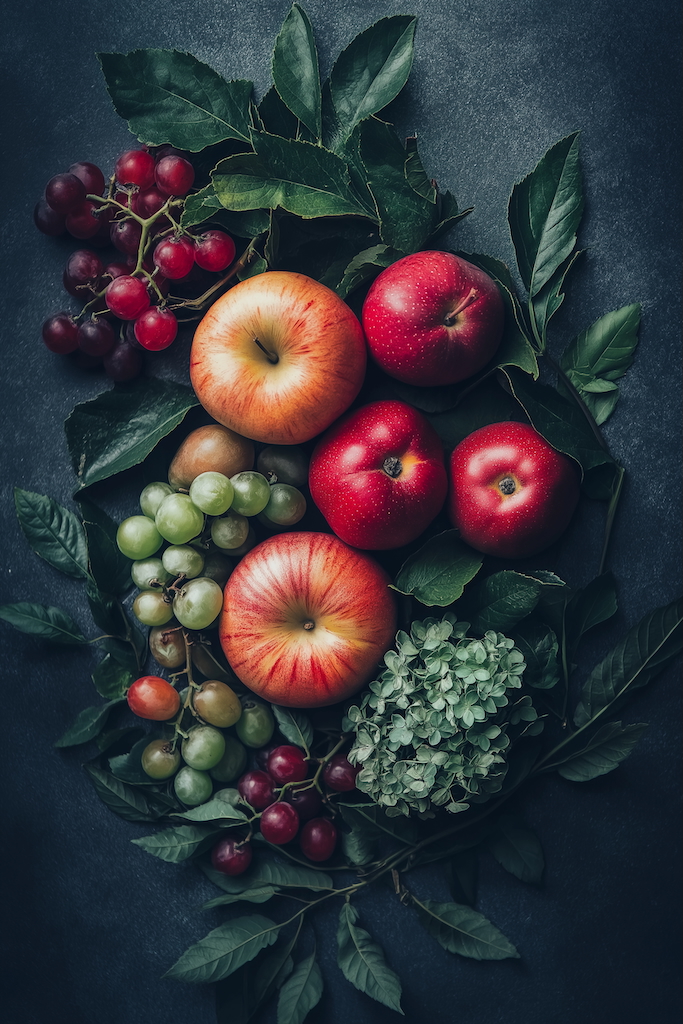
<box><xmin>182</xmin><ymin>183</ymin><xmax>270</xmax><ymax>236</ymax></box>
<box><xmin>461</xmin><ymin>253</ymin><xmax>539</xmax><ymax>377</ymax></box>
<box><xmin>341</xmin><ymin>824</ymin><xmax>377</xmax><ymax>867</ymax></box>
<box><xmin>531</xmin><ymin>249</ymin><xmax>582</xmax><ymax>348</ymax></box>
<box><xmin>85</xmin><ymin>764</ymin><xmax>167</xmax><ymax>823</ymax></box>
<box><xmin>216</xmin><ymin>933</ymin><xmax>297</xmax><ymax>1024</ymax></box>
<box><xmin>271</xmin><ymin>705</ymin><xmax>314</xmax><ymax>753</ymax></box>
<box><xmin>164</xmin><ymin>915</ymin><xmax>281</xmax><ymax>984</ymax></box>
<box><xmin>258</xmin><ymin>85</ymin><xmax>300</xmax><ymax>140</ymax></box>
<box><xmin>392</xmin><ymin>531</ymin><xmax>484</xmax><ymax>607</ymax></box>
<box><xmin>78</xmin><ymin>499</ymin><xmax>132</xmax><ymax>596</ymax></box>
<box><xmin>468</xmin><ymin>571</ymin><xmax>544</xmax><ymax>633</ymax></box>
<box><xmin>92</xmin><ymin>654</ymin><xmax>134</xmax><ymax>700</ymax></box>
<box><xmin>573</xmin><ymin>599</ymin><xmax>683</xmax><ymax>728</ymax></box>
<box><xmin>55</xmin><ymin>700</ymin><xmax>122</xmax><ymax>747</ymax></box>
<box><xmin>251</xmin><ymin>858</ymin><xmax>334</xmax><ymax>892</ymax></box>
<box><xmin>328</xmin><ymin>16</ymin><xmax>416</xmax><ymax>139</ymax></box>
<box><xmin>556</xmin><ymin>721</ymin><xmax>648</xmax><ymax>782</ymax></box>
<box><xmin>98</xmin><ymin>49</ymin><xmax>252</xmax><ymax>149</ymax></box>
<box><xmin>278</xmin><ymin>951</ymin><xmax>324</xmax><ymax>1024</ymax></box>
<box><xmin>132</xmin><ymin>824</ymin><xmax>219</xmax><ymax>863</ymax></box>
<box><xmin>512</xmin><ymin>620</ymin><xmax>560</xmax><ymax>689</ymax></box>
<box><xmin>560</xmin><ymin>304</ymin><xmax>641</xmax><ymax>424</ymax></box>
<box><xmin>212</xmin><ymin>133</ymin><xmax>370</xmax><ymax>219</ymax></box>
<box><xmin>272</xmin><ymin>4</ymin><xmax>322</xmax><ymax>139</ymax></box>
<box><xmin>65</xmin><ymin>377</ymin><xmax>199</xmax><ymax>489</ymax></box>
<box><xmin>337</xmin><ymin>902</ymin><xmax>404</xmax><ymax>1014</ymax></box>
<box><xmin>13</xmin><ymin>488</ymin><xmax>89</xmax><ymax>581</ymax></box>
<box><xmin>565</xmin><ymin>571</ymin><xmax>618</xmax><ymax>653</ymax></box>
<box><xmin>500</xmin><ymin>366</ymin><xmax>615</xmax><ymax>478</ymax></box>
<box><xmin>359</xmin><ymin>118</ymin><xmax>436</xmax><ymax>252</ymax></box>
<box><xmin>203</xmin><ymin>887</ymin><xmax>280</xmax><ymax>909</ymax></box>
<box><xmin>331</xmin><ymin>244</ymin><xmax>403</xmax><ymax>299</ymax></box>
<box><xmin>86</xmin><ymin>583</ymin><xmax>128</xmax><ymax>636</ymax></box>
<box><xmin>508</xmin><ymin>132</ymin><xmax>583</xmax><ymax>297</ymax></box>
<box><xmin>109</xmin><ymin>736</ymin><xmax>156</xmax><ymax>784</ymax></box>
<box><xmin>172</xmin><ymin>796</ymin><xmax>248</xmax><ymax>824</ymax></box>
<box><xmin>486</xmin><ymin>814</ymin><xmax>544</xmax><ymax>884</ymax></box>
<box><xmin>0</xmin><ymin>602</ymin><xmax>86</xmax><ymax>645</ymax></box>
<box><xmin>415</xmin><ymin>898</ymin><xmax>519</xmax><ymax>960</ymax></box>
<box><xmin>404</xmin><ymin>135</ymin><xmax>437</xmax><ymax>202</ymax></box>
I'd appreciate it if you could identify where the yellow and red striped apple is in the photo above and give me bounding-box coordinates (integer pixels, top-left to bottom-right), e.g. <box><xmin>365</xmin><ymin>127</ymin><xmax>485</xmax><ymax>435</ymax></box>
<box><xmin>190</xmin><ymin>271</ymin><xmax>367</xmax><ymax>445</ymax></box>
<box><xmin>219</xmin><ymin>531</ymin><xmax>396</xmax><ymax>707</ymax></box>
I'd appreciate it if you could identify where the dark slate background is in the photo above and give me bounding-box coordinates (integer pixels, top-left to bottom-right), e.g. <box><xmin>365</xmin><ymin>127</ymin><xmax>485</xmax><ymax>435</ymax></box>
<box><xmin>1</xmin><ymin>2</ymin><xmax>680</xmax><ymax>1022</ymax></box>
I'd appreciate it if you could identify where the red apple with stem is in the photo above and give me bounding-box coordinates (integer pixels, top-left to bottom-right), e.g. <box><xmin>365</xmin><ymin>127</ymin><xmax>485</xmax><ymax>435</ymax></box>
<box><xmin>219</xmin><ymin>531</ymin><xmax>396</xmax><ymax>707</ymax></box>
<box><xmin>190</xmin><ymin>271</ymin><xmax>367</xmax><ymax>444</ymax></box>
<box><xmin>448</xmin><ymin>420</ymin><xmax>581</xmax><ymax>558</ymax></box>
<box><xmin>361</xmin><ymin>250</ymin><xmax>504</xmax><ymax>386</ymax></box>
<box><xmin>308</xmin><ymin>399</ymin><xmax>448</xmax><ymax>550</ymax></box>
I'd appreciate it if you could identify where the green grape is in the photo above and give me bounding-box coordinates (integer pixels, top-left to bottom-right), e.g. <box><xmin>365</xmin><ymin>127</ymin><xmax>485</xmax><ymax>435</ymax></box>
<box><xmin>211</xmin><ymin>511</ymin><xmax>250</xmax><ymax>550</ymax></box>
<box><xmin>116</xmin><ymin>515</ymin><xmax>163</xmax><ymax>560</ymax></box>
<box><xmin>174</xmin><ymin>766</ymin><xmax>213</xmax><ymax>806</ymax></box>
<box><xmin>189</xmin><ymin>471</ymin><xmax>235</xmax><ymax>516</ymax></box>
<box><xmin>140</xmin><ymin>481</ymin><xmax>174</xmax><ymax>518</ymax></box>
<box><xmin>173</xmin><ymin>577</ymin><xmax>224</xmax><ymax>630</ymax></box>
<box><xmin>229</xmin><ymin>471</ymin><xmax>271</xmax><ymax>516</ymax></box>
<box><xmin>181</xmin><ymin>725</ymin><xmax>226</xmax><ymax>770</ymax></box>
<box><xmin>155</xmin><ymin>492</ymin><xmax>205</xmax><ymax>545</ymax></box>
<box><xmin>210</xmin><ymin>736</ymin><xmax>248</xmax><ymax>782</ymax></box>
<box><xmin>131</xmin><ymin>557</ymin><xmax>174</xmax><ymax>590</ymax></box>
<box><xmin>162</xmin><ymin>545</ymin><xmax>205</xmax><ymax>579</ymax></box>
<box><xmin>261</xmin><ymin>483</ymin><xmax>307</xmax><ymax>526</ymax></box>
<box><xmin>256</xmin><ymin>444</ymin><xmax>309</xmax><ymax>487</ymax></box>
<box><xmin>133</xmin><ymin>590</ymin><xmax>175</xmax><ymax>626</ymax></box>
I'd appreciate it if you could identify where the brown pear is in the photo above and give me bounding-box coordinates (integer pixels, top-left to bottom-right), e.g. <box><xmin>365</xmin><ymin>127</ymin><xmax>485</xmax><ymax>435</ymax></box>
<box><xmin>168</xmin><ymin>424</ymin><xmax>254</xmax><ymax>489</ymax></box>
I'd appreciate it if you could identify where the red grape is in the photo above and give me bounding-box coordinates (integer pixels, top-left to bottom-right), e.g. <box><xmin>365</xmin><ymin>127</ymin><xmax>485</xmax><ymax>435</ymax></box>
<box><xmin>193</xmin><ymin>230</ymin><xmax>236</xmax><ymax>272</ymax></box>
<box><xmin>133</xmin><ymin>307</ymin><xmax>178</xmax><ymax>350</ymax></box>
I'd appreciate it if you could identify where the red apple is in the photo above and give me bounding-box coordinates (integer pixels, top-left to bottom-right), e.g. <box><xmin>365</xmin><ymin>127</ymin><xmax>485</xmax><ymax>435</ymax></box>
<box><xmin>361</xmin><ymin>250</ymin><xmax>504</xmax><ymax>386</ymax></box>
<box><xmin>308</xmin><ymin>399</ymin><xmax>448</xmax><ymax>550</ymax></box>
<box><xmin>219</xmin><ymin>531</ymin><xmax>396</xmax><ymax>707</ymax></box>
<box><xmin>448</xmin><ymin>421</ymin><xmax>581</xmax><ymax>558</ymax></box>
<box><xmin>190</xmin><ymin>271</ymin><xmax>367</xmax><ymax>444</ymax></box>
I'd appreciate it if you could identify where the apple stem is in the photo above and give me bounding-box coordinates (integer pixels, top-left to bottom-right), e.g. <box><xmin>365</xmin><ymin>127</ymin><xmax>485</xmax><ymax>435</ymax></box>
<box><xmin>443</xmin><ymin>287</ymin><xmax>479</xmax><ymax>326</ymax></box>
<box><xmin>303</xmin><ymin>619</ymin><xmax>315</xmax><ymax>631</ymax></box>
<box><xmin>382</xmin><ymin>456</ymin><xmax>403</xmax><ymax>478</ymax></box>
<box><xmin>253</xmin><ymin>336</ymin><xmax>279</xmax><ymax>364</ymax></box>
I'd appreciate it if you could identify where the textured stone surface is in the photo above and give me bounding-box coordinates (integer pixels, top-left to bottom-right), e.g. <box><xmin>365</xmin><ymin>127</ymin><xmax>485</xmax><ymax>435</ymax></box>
<box><xmin>1</xmin><ymin>2</ymin><xmax>680</xmax><ymax>1022</ymax></box>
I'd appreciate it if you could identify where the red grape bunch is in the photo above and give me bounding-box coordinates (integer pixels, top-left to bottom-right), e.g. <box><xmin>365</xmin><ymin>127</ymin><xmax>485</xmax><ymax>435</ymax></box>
<box><xmin>35</xmin><ymin>146</ymin><xmax>237</xmax><ymax>381</ymax></box>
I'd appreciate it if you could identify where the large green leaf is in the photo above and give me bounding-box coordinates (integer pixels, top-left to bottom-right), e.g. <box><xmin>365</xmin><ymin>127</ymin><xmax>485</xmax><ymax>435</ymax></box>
<box><xmin>98</xmin><ymin>49</ymin><xmax>252</xmax><ymax>149</ymax></box>
<box><xmin>531</xmin><ymin>249</ymin><xmax>582</xmax><ymax>349</ymax></box>
<box><xmin>13</xmin><ymin>488</ymin><xmax>89</xmax><ymax>581</ymax></box>
<box><xmin>212</xmin><ymin>133</ymin><xmax>370</xmax><ymax>219</ymax></box>
<box><xmin>85</xmin><ymin>764</ymin><xmax>168</xmax><ymax>823</ymax></box>
<box><xmin>565</xmin><ymin>571</ymin><xmax>618</xmax><ymax>654</ymax></box>
<box><xmin>91</xmin><ymin>654</ymin><xmax>134</xmax><ymax>700</ymax></box>
<box><xmin>359</xmin><ymin>118</ymin><xmax>436</xmax><ymax>252</ymax></box>
<box><xmin>0</xmin><ymin>602</ymin><xmax>86</xmax><ymax>645</ymax></box>
<box><xmin>132</xmin><ymin>824</ymin><xmax>219</xmax><ymax>863</ymax></box>
<box><xmin>277</xmin><ymin>951</ymin><xmax>324</xmax><ymax>1024</ymax></box>
<box><xmin>272</xmin><ymin>4</ymin><xmax>321</xmax><ymax>139</ymax></box>
<box><xmin>78</xmin><ymin>499</ymin><xmax>132</xmax><ymax>596</ymax></box>
<box><xmin>500</xmin><ymin>366</ymin><xmax>615</xmax><ymax>478</ymax></box>
<box><xmin>271</xmin><ymin>705</ymin><xmax>314</xmax><ymax>753</ymax></box>
<box><xmin>511</xmin><ymin>619</ymin><xmax>560</xmax><ymax>690</ymax></box>
<box><xmin>574</xmin><ymin>599</ymin><xmax>682</xmax><ymax>728</ymax></box>
<box><xmin>392</xmin><ymin>531</ymin><xmax>484</xmax><ymax>607</ymax></box>
<box><xmin>65</xmin><ymin>377</ymin><xmax>199</xmax><ymax>489</ymax></box>
<box><xmin>330</xmin><ymin>244</ymin><xmax>403</xmax><ymax>299</ymax></box>
<box><xmin>468</xmin><ymin>570</ymin><xmax>545</xmax><ymax>633</ymax></box>
<box><xmin>55</xmin><ymin>700</ymin><xmax>123</xmax><ymax>748</ymax></box>
<box><xmin>415</xmin><ymin>898</ymin><xmax>519</xmax><ymax>960</ymax></box>
<box><xmin>557</xmin><ymin>721</ymin><xmax>648</xmax><ymax>782</ymax></box>
<box><xmin>172</xmin><ymin>797</ymin><xmax>248</xmax><ymax>824</ymax></box>
<box><xmin>338</xmin><ymin>803</ymin><xmax>418</xmax><ymax>846</ymax></box>
<box><xmin>337</xmin><ymin>902</ymin><xmax>403</xmax><ymax>1013</ymax></box>
<box><xmin>328</xmin><ymin>16</ymin><xmax>416</xmax><ymax>139</ymax></box>
<box><xmin>559</xmin><ymin>304</ymin><xmax>641</xmax><ymax>424</ymax></box>
<box><xmin>164</xmin><ymin>915</ymin><xmax>281</xmax><ymax>984</ymax></box>
<box><xmin>508</xmin><ymin>132</ymin><xmax>583</xmax><ymax>297</ymax></box>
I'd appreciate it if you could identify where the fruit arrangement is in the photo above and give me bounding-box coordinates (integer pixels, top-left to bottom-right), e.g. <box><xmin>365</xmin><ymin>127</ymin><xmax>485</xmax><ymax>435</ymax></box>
<box><xmin>2</xmin><ymin>6</ymin><xmax>681</xmax><ymax>1024</ymax></box>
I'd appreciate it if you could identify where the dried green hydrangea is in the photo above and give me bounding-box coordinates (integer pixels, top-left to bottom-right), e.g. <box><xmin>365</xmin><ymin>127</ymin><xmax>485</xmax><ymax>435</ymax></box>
<box><xmin>344</xmin><ymin>614</ymin><xmax>543</xmax><ymax>817</ymax></box>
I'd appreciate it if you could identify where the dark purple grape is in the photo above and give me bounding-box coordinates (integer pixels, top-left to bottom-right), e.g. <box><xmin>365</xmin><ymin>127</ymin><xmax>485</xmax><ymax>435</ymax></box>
<box><xmin>42</xmin><ymin>313</ymin><xmax>79</xmax><ymax>355</ymax></box>
<box><xmin>34</xmin><ymin>198</ymin><xmax>66</xmax><ymax>236</ymax></box>
<box><xmin>77</xmin><ymin>317</ymin><xmax>116</xmax><ymax>356</ymax></box>
<box><xmin>63</xmin><ymin>250</ymin><xmax>104</xmax><ymax>298</ymax></box>
<box><xmin>45</xmin><ymin>172</ymin><xmax>87</xmax><ymax>213</ymax></box>
<box><xmin>103</xmin><ymin>339</ymin><xmax>144</xmax><ymax>381</ymax></box>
